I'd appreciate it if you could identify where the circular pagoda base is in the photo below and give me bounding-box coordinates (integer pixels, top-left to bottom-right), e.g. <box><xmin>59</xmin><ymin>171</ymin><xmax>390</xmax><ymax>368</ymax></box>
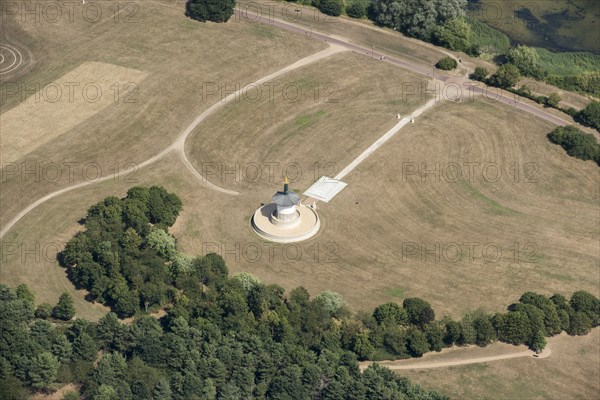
<box><xmin>270</xmin><ymin>210</ymin><xmax>301</xmax><ymax>228</ymax></box>
<box><xmin>251</xmin><ymin>203</ymin><xmax>320</xmax><ymax>243</ymax></box>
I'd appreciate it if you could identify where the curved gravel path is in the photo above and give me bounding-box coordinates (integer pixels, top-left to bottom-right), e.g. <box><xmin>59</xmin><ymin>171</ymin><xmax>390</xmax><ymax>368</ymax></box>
<box><xmin>0</xmin><ymin>46</ymin><xmax>345</xmax><ymax>239</ymax></box>
<box><xmin>0</xmin><ymin>8</ymin><xmax>575</xmax><ymax>239</ymax></box>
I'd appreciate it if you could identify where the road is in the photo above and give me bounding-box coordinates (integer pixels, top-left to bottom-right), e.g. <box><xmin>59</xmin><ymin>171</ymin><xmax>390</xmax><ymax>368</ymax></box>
<box><xmin>235</xmin><ymin>8</ymin><xmax>571</xmax><ymax>127</ymax></box>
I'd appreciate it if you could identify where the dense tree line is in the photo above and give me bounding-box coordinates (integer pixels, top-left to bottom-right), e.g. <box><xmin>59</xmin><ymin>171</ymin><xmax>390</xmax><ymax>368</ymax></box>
<box><xmin>365</xmin><ymin>290</ymin><xmax>599</xmax><ymax>361</ymax></box>
<box><xmin>0</xmin><ymin>281</ymin><xmax>449</xmax><ymax>399</ymax></box>
<box><xmin>370</xmin><ymin>0</ymin><xmax>467</xmax><ymax>43</ymax></box>
<box><xmin>3</xmin><ymin>188</ymin><xmax>598</xmax><ymax>398</ymax></box>
<box><xmin>313</xmin><ymin>0</ymin><xmax>345</xmax><ymax>16</ymax></box>
<box><xmin>2</xmin><ymin>281</ymin><xmax>597</xmax><ymax>399</ymax></box>
<box><xmin>547</xmin><ymin>125</ymin><xmax>600</xmax><ymax>166</ymax></box>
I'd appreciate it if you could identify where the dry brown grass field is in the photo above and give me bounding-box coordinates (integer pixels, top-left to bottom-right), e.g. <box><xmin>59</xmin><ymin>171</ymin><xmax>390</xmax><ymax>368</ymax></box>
<box><xmin>0</xmin><ymin>49</ymin><xmax>433</xmax><ymax>319</ymax></box>
<box><xmin>185</xmin><ymin>50</ymin><xmax>432</xmax><ymax>195</ymax></box>
<box><xmin>237</xmin><ymin>0</ymin><xmax>451</xmax><ymax>66</ymax></box>
<box><xmin>4</xmin><ymin>69</ymin><xmax>597</xmax><ymax>322</ymax></box>
<box><xmin>1</xmin><ymin>62</ymin><xmax>148</xmax><ymax>163</ymax></box>
<box><xmin>400</xmin><ymin>328</ymin><xmax>600</xmax><ymax>400</ymax></box>
<box><xmin>184</xmin><ymin>89</ymin><xmax>599</xmax><ymax>319</ymax></box>
<box><xmin>1</xmin><ymin>2</ymin><xmax>599</xmax><ymax>398</ymax></box>
<box><xmin>188</xmin><ymin>92</ymin><xmax>598</xmax><ymax>317</ymax></box>
<box><xmin>319</xmin><ymin>98</ymin><xmax>599</xmax><ymax>316</ymax></box>
<box><xmin>0</xmin><ymin>0</ymin><xmax>326</xmax><ymax>227</ymax></box>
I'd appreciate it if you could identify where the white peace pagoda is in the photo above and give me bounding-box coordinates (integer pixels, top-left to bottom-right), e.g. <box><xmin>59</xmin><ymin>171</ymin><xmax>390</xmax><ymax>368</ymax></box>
<box><xmin>251</xmin><ymin>177</ymin><xmax>320</xmax><ymax>243</ymax></box>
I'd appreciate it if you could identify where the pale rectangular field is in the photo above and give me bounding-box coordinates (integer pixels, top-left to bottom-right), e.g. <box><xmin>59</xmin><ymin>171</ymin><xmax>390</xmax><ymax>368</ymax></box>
<box><xmin>1</xmin><ymin>62</ymin><xmax>148</xmax><ymax>163</ymax></box>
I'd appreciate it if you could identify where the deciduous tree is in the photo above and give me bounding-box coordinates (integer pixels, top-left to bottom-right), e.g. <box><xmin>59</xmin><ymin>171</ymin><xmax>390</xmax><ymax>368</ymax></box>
<box><xmin>489</xmin><ymin>63</ymin><xmax>521</xmax><ymax>88</ymax></box>
<box><xmin>471</xmin><ymin>66</ymin><xmax>489</xmax><ymax>81</ymax></box>
<box><xmin>372</xmin><ymin>0</ymin><xmax>467</xmax><ymax>41</ymax></box>
<box><xmin>373</xmin><ymin>302</ymin><xmax>408</xmax><ymax>326</ymax></box>
<box><xmin>186</xmin><ymin>0</ymin><xmax>236</xmax><ymax>23</ymax></box>
<box><xmin>403</xmin><ymin>297</ymin><xmax>435</xmax><ymax>326</ymax></box>
<box><xmin>435</xmin><ymin>18</ymin><xmax>472</xmax><ymax>51</ymax></box>
<box><xmin>507</xmin><ymin>46</ymin><xmax>546</xmax><ymax>79</ymax></box>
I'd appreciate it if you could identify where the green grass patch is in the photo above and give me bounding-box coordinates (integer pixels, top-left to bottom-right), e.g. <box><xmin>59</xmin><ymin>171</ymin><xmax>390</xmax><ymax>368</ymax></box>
<box><xmin>534</xmin><ymin>48</ymin><xmax>600</xmax><ymax>96</ymax></box>
<box><xmin>539</xmin><ymin>269</ymin><xmax>575</xmax><ymax>283</ymax></box>
<box><xmin>465</xmin><ymin>18</ymin><xmax>510</xmax><ymax>55</ymax></box>
<box><xmin>535</xmin><ymin>48</ymin><xmax>600</xmax><ymax>76</ymax></box>
<box><xmin>383</xmin><ymin>287</ymin><xmax>406</xmax><ymax>298</ymax></box>
<box><xmin>459</xmin><ymin>180</ymin><xmax>517</xmax><ymax>216</ymax></box>
<box><xmin>526</xmin><ymin>252</ymin><xmax>548</xmax><ymax>264</ymax></box>
<box><xmin>296</xmin><ymin>110</ymin><xmax>327</xmax><ymax>127</ymax></box>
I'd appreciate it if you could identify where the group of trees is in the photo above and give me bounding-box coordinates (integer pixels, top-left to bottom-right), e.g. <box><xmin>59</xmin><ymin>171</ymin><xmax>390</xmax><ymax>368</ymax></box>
<box><xmin>369</xmin><ymin>0</ymin><xmax>471</xmax><ymax>52</ymax></box>
<box><xmin>575</xmin><ymin>101</ymin><xmax>600</xmax><ymax>131</ymax></box>
<box><xmin>345</xmin><ymin>0</ymin><xmax>370</xmax><ymax>18</ymax></box>
<box><xmin>3</xmin><ymin>188</ymin><xmax>598</xmax><ymax>398</ymax></box>
<box><xmin>284</xmin><ymin>0</ymin><xmax>472</xmax><ymax>47</ymax></box>
<box><xmin>0</xmin><ymin>281</ymin><xmax>449</xmax><ymax>400</ymax></box>
<box><xmin>365</xmin><ymin>0</ymin><xmax>489</xmax><ymax>56</ymax></box>
<box><xmin>364</xmin><ymin>290</ymin><xmax>599</xmax><ymax>361</ymax></box>
<box><xmin>487</xmin><ymin>63</ymin><xmax>521</xmax><ymax>89</ymax></box>
<box><xmin>284</xmin><ymin>0</ymin><xmax>350</xmax><ymax>17</ymax></box>
<box><xmin>496</xmin><ymin>53</ymin><xmax>600</xmax><ymax>130</ymax></box>
<box><xmin>506</xmin><ymin>46</ymin><xmax>547</xmax><ymax>80</ymax></box>
<box><xmin>548</xmin><ymin>125</ymin><xmax>600</xmax><ymax>166</ymax></box>
<box><xmin>469</xmin><ymin>64</ymin><xmax>599</xmax><ymax>125</ymax></box>
<box><xmin>461</xmin><ymin>41</ymin><xmax>598</xmax><ymax>101</ymax></box>
<box><xmin>3</xmin><ymin>279</ymin><xmax>598</xmax><ymax>400</ymax></box>
<box><xmin>60</xmin><ymin>186</ymin><xmax>183</xmax><ymax>318</ymax></box>
<box><xmin>504</xmin><ymin>45</ymin><xmax>600</xmax><ymax>97</ymax></box>
<box><xmin>16</xmin><ymin>285</ymin><xmax>75</xmax><ymax>321</ymax></box>
<box><xmin>186</xmin><ymin>0</ymin><xmax>236</xmax><ymax>22</ymax></box>
<box><xmin>470</xmin><ymin>62</ymin><xmax>522</xmax><ymax>91</ymax></box>
<box><xmin>488</xmin><ymin>46</ymin><xmax>574</xmax><ymax>102</ymax></box>
<box><xmin>312</xmin><ymin>0</ymin><xmax>345</xmax><ymax>16</ymax></box>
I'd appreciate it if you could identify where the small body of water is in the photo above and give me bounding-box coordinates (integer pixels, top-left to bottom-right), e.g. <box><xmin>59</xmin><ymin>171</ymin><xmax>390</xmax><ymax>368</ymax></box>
<box><xmin>468</xmin><ymin>0</ymin><xmax>600</xmax><ymax>54</ymax></box>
